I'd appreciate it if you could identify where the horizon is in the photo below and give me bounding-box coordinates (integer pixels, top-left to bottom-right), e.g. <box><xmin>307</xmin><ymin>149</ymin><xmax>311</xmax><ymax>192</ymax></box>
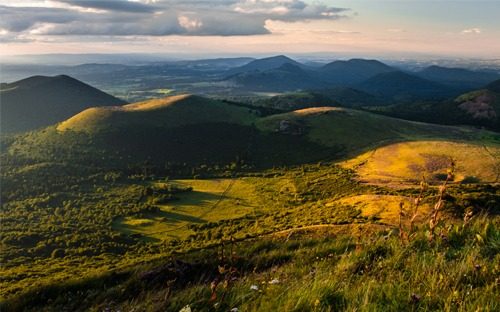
<box><xmin>1</xmin><ymin>1</ymin><xmax>499</xmax><ymax>59</ymax></box>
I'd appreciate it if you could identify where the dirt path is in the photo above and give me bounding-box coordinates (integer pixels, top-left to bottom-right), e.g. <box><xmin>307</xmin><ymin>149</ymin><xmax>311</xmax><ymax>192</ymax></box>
<box><xmin>482</xmin><ymin>144</ymin><xmax>500</xmax><ymax>182</ymax></box>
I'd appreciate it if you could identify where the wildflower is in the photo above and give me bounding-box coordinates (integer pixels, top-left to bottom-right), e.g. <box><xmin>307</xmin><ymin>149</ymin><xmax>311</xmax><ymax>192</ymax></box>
<box><xmin>410</xmin><ymin>293</ymin><xmax>421</xmax><ymax>304</ymax></box>
<box><xmin>269</xmin><ymin>279</ymin><xmax>280</xmax><ymax>284</ymax></box>
<box><xmin>179</xmin><ymin>305</ymin><xmax>192</xmax><ymax>312</ymax></box>
<box><xmin>250</xmin><ymin>285</ymin><xmax>259</xmax><ymax>291</ymax></box>
<box><xmin>230</xmin><ymin>308</ymin><xmax>239</xmax><ymax>312</ymax></box>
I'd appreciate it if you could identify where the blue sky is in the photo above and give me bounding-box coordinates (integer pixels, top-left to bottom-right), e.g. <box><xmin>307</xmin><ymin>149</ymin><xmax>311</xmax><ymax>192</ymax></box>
<box><xmin>0</xmin><ymin>0</ymin><xmax>498</xmax><ymax>58</ymax></box>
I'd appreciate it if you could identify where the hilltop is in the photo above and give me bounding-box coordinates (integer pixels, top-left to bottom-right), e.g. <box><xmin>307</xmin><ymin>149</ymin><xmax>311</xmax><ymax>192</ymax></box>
<box><xmin>57</xmin><ymin>94</ymin><xmax>256</xmax><ymax>133</ymax></box>
<box><xmin>0</xmin><ymin>75</ymin><xmax>126</xmax><ymax>133</ymax></box>
<box><xmin>226</xmin><ymin>55</ymin><xmax>305</xmax><ymax>75</ymax></box>
<box><xmin>320</xmin><ymin>59</ymin><xmax>395</xmax><ymax>85</ymax></box>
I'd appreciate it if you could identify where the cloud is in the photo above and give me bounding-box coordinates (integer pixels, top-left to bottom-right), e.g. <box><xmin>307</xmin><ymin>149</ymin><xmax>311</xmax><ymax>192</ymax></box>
<box><xmin>0</xmin><ymin>0</ymin><xmax>349</xmax><ymax>41</ymax></box>
<box><xmin>461</xmin><ymin>28</ymin><xmax>481</xmax><ymax>34</ymax></box>
<box><xmin>58</xmin><ymin>0</ymin><xmax>159</xmax><ymax>13</ymax></box>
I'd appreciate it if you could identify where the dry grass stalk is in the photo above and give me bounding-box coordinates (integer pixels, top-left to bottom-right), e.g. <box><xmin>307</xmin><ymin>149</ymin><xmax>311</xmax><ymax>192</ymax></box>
<box><xmin>399</xmin><ymin>175</ymin><xmax>428</xmax><ymax>245</ymax></box>
<box><xmin>428</xmin><ymin>159</ymin><xmax>455</xmax><ymax>242</ymax></box>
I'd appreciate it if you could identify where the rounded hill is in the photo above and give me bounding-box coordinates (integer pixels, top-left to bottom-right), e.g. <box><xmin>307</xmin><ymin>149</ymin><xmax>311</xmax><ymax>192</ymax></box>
<box><xmin>57</xmin><ymin>94</ymin><xmax>257</xmax><ymax>132</ymax></box>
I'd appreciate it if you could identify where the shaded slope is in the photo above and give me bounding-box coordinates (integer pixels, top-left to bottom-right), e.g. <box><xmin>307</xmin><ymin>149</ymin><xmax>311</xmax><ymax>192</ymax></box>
<box><xmin>0</xmin><ymin>75</ymin><xmax>126</xmax><ymax>133</ymax></box>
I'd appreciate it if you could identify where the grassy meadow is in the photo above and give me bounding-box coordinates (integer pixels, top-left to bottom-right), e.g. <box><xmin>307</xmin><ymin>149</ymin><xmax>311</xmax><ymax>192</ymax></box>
<box><xmin>1</xmin><ymin>95</ymin><xmax>500</xmax><ymax>311</ymax></box>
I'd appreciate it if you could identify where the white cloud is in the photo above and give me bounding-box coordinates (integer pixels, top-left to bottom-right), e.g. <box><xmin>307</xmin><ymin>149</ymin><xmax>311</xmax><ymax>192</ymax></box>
<box><xmin>461</xmin><ymin>28</ymin><xmax>481</xmax><ymax>34</ymax></box>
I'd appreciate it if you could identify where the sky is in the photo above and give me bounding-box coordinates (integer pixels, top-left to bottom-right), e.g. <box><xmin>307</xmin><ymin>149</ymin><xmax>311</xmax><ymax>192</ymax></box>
<box><xmin>0</xmin><ymin>0</ymin><xmax>499</xmax><ymax>59</ymax></box>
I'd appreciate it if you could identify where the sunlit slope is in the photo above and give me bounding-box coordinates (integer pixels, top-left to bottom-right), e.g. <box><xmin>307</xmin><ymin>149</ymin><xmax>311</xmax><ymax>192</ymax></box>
<box><xmin>57</xmin><ymin>94</ymin><xmax>256</xmax><ymax>132</ymax></box>
<box><xmin>256</xmin><ymin>107</ymin><xmax>481</xmax><ymax>151</ymax></box>
<box><xmin>343</xmin><ymin>141</ymin><xmax>500</xmax><ymax>184</ymax></box>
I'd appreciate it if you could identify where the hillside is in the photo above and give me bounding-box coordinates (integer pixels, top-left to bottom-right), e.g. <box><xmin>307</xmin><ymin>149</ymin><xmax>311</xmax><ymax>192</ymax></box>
<box><xmin>255</xmin><ymin>92</ymin><xmax>338</xmax><ymax>111</ymax></box>
<box><xmin>370</xmin><ymin>80</ymin><xmax>500</xmax><ymax>131</ymax></box>
<box><xmin>357</xmin><ymin>71</ymin><xmax>457</xmax><ymax>101</ymax></box>
<box><xmin>255</xmin><ymin>106</ymin><xmax>485</xmax><ymax>152</ymax></box>
<box><xmin>486</xmin><ymin>78</ymin><xmax>500</xmax><ymax>93</ymax></box>
<box><xmin>2</xmin><ymin>92</ymin><xmax>500</xmax><ymax>311</ymax></box>
<box><xmin>0</xmin><ymin>75</ymin><xmax>126</xmax><ymax>133</ymax></box>
<box><xmin>225</xmin><ymin>63</ymin><xmax>326</xmax><ymax>92</ymax></box>
<box><xmin>343</xmin><ymin>141</ymin><xmax>500</xmax><ymax>185</ymax></box>
<box><xmin>417</xmin><ymin>65</ymin><xmax>499</xmax><ymax>90</ymax></box>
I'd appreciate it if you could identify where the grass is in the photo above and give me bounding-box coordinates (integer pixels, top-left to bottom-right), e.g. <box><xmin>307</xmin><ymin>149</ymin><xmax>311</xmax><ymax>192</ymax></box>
<box><xmin>3</xmin><ymin>216</ymin><xmax>499</xmax><ymax>311</ymax></box>
<box><xmin>255</xmin><ymin>106</ymin><xmax>486</xmax><ymax>152</ymax></box>
<box><xmin>343</xmin><ymin>141</ymin><xmax>500</xmax><ymax>185</ymax></box>
<box><xmin>334</xmin><ymin>194</ymin><xmax>432</xmax><ymax>225</ymax></box>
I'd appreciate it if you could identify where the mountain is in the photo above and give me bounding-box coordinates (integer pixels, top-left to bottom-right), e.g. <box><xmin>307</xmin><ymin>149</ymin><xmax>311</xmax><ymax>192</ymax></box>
<box><xmin>226</xmin><ymin>55</ymin><xmax>306</xmax><ymax>75</ymax></box>
<box><xmin>319</xmin><ymin>59</ymin><xmax>395</xmax><ymax>85</ymax></box>
<box><xmin>417</xmin><ymin>65</ymin><xmax>500</xmax><ymax>90</ymax></box>
<box><xmin>357</xmin><ymin>71</ymin><xmax>457</xmax><ymax>101</ymax></box>
<box><xmin>0</xmin><ymin>75</ymin><xmax>126</xmax><ymax>133</ymax></box>
<box><xmin>225</xmin><ymin>63</ymin><xmax>326</xmax><ymax>91</ymax></box>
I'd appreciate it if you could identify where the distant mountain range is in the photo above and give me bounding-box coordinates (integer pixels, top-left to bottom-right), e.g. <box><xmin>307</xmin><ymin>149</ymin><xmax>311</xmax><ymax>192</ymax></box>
<box><xmin>0</xmin><ymin>75</ymin><xmax>126</xmax><ymax>133</ymax></box>
<box><xmin>222</xmin><ymin>56</ymin><xmax>499</xmax><ymax>101</ymax></box>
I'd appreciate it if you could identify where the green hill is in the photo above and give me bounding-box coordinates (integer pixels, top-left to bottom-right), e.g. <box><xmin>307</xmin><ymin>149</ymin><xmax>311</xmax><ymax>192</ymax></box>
<box><xmin>256</xmin><ymin>106</ymin><xmax>483</xmax><ymax>150</ymax></box>
<box><xmin>57</xmin><ymin>94</ymin><xmax>256</xmax><ymax>133</ymax></box>
<box><xmin>6</xmin><ymin>94</ymin><xmax>498</xmax><ymax>171</ymax></box>
<box><xmin>255</xmin><ymin>92</ymin><xmax>338</xmax><ymax>111</ymax></box>
<box><xmin>0</xmin><ymin>75</ymin><xmax>126</xmax><ymax>133</ymax></box>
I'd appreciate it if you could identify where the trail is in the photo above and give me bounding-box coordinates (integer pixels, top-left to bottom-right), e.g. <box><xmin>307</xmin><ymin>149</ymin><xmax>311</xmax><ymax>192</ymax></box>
<box><xmin>482</xmin><ymin>144</ymin><xmax>500</xmax><ymax>183</ymax></box>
